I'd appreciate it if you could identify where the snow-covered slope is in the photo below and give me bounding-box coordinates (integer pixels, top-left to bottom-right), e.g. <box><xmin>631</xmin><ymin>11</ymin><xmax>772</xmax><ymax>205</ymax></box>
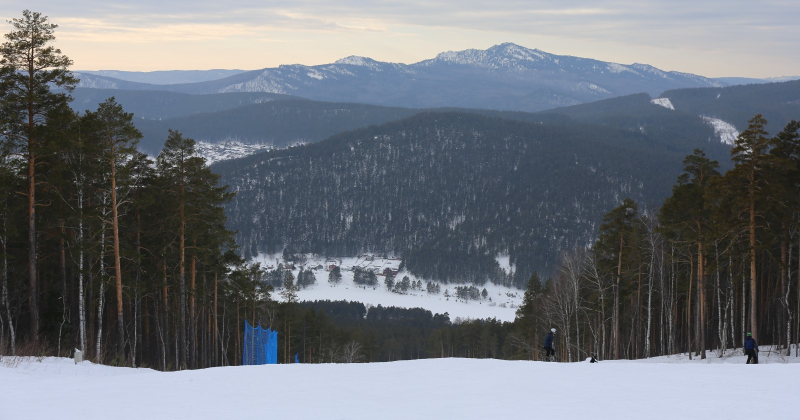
<box><xmin>196</xmin><ymin>141</ymin><xmax>274</xmax><ymax>164</ymax></box>
<box><xmin>252</xmin><ymin>254</ymin><xmax>523</xmax><ymax>322</ymax></box>
<box><xmin>701</xmin><ymin>116</ymin><xmax>740</xmax><ymax>145</ymax></box>
<box><xmin>3</xmin><ymin>355</ymin><xmax>798</xmax><ymax>420</ymax></box>
<box><xmin>650</xmin><ymin>97</ymin><xmax>675</xmax><ymax>110</ymax></box>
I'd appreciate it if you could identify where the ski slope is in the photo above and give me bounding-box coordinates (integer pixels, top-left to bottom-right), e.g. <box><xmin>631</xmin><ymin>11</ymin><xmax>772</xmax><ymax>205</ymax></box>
<box><xmin>2</xmin><ymin>354</ymin><xmax>797</xmax><ymax>420</ymax></box>
<box><xmin>252</xmin><ymin>254</ymin><xmax>524</xmax><ymax>322</ymax></box>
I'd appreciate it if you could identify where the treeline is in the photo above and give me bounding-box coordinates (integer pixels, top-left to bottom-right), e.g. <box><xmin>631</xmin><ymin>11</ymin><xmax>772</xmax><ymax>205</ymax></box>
<box><xmin>515</xmin><ymin>115</ymin><xmax>800</xmax><ymax>361</ymax></box>
<box><xmin>0</xmin><ymin>11</ymin><xmax>249</xmax><ymax>370</ymax></box>
<box><xmin>297</xmin><ymin>300</ymin><xmax>513</xmax><ymax>361</ymax></box>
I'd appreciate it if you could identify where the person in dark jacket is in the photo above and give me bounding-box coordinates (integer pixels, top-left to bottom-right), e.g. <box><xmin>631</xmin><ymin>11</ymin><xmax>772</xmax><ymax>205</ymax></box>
<box><xmin>744</xmin><ymin>332</ymin><xmax>759</xmax><ymax>364</ymax></box>
<box><xmin>543</xmin><ymin>328</ymin><xmax>556</xmax><ymax>361</ymax></box>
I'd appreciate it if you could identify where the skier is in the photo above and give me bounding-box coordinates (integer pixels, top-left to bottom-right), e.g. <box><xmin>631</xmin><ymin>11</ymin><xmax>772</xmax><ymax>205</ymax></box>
<box><xmin>543</xmin><ymin>328</ymin><xmax>556</xmax><ymax>362</ymax></box>
<box><xmin>744</xmin><ymin>332</ymin><xmax>759</xmax><ymax>364</ymax></box>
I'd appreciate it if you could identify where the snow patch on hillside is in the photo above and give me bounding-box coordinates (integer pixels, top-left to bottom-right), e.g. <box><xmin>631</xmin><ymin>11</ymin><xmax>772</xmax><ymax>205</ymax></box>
<box><xmin>197</xmin><ymin>141</ymin><xmax>273</xmax><ymax>164</ymax></box>
<box><xmin>219</xmin><ymin>70</ymin><xmax>295</xmax><ymax>94</ymax></box>
<box><xmin>495</xmin><ymin>254</ymin><xmax>514</xmax><ymax>275</ymax></box>
<box><xmin>251</xmin><ymin>253</ymin><xmax>523</xmax><ymax>321</ymax></box>
<box><xmin>577</xmin><ymin>81</ymin><xmax>610</xmax><ymax>94</ymax></box>
<box><xmin>701</xmin><ymin>116</ymin><xmax>739</xmax><ymax>145</ymax></box>
<box><xmin>306</xmin><ymin>69</ymin><xmax>325</xmax><ymax>80</ymax></box>
<box><xmin>75</xmin><ymin>73</ymin><xmax>120</xmax><ymax>89</ymax></box>
<box><xmin>424</xmin><ymin>43</ymin><xmax>552</xmax><ymax>70</ymax></box>
<box><xmin>650</xmin><ymin>97</ymin><xmax>675</xmax><ymax>110</ymax></box>
<box><xmin>606</xmin><ymin>63</ymin><xmax>637</xmax><ymax>75</ymax></box>
<box><xmin>631</xmin><ymin>63</ymin><xmax>670</xmax><ymax>79</ymax></box>
<box><xmin>335</xmin><ymin>56</ymin><xmax>376</xmax><ymax>68</ymax></box>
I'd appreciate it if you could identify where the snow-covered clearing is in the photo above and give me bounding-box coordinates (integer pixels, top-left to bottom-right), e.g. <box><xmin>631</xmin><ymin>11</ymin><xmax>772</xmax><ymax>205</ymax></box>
<box><xmin>251</xmin><ymin>253</ymin><xmax>523</xmax><ymax>322</ymax></box>
<box><xmin>650</xmin><ymin>97</ymin><xmax>675</xmax><ymax>110</ymax></box>
<box><xmin>2</xmin><ymin>354</ymin><xmax>797</xmax><ymax>420</ymax></box>
<box><xmin>701</xmin><ymin>116</ymin><xmax>739</xmax><ymax>145</ymax></box>
<box><xmin>196</xmin><ymin>141</ymin><xmax>273</xmax><ymax>164</ymax></box>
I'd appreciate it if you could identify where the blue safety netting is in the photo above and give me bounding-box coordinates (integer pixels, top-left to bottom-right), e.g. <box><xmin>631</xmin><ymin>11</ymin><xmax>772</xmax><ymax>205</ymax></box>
<box><xmin>243</xmin><ymin>320</ymin><xmax>278</xmax><ymax>365</ymax></box>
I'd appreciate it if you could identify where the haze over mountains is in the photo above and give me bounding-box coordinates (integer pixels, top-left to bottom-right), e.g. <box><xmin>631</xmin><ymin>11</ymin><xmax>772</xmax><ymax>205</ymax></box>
<box><xmin>75</xmin><ymin>43</ymin><xmax>726</xmax><ymax>112</ymax></box>
<box><xmin>75</xmin><ymin>69</ymin><xmax>247</xmax><ymax>85</ymax></box>
<box><xmin>67</xmin><ymin>79</ymin><xmax>800</xmax><ymax>158</ymax></box>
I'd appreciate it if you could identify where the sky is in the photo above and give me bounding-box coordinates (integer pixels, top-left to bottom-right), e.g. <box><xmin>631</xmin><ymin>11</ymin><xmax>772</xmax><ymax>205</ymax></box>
<box><xmin>1</xmin><ymin>1</ymin><xmax>798</xmax><ymax>78</ymax></box>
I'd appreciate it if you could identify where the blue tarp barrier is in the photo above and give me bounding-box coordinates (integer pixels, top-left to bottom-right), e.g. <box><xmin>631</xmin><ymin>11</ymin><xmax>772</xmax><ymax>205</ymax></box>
<box><xmin>243</xmin><ymin>320</ymin><xmax>278</xmax><ymax>365</ymax></box>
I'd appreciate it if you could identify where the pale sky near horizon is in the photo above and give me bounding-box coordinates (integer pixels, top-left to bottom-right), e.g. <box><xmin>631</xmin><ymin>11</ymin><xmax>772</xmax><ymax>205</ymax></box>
<box><xmin>1</xmin><ymin>1</ymin><xmax>798</xmax><ymax>78</ymax></box>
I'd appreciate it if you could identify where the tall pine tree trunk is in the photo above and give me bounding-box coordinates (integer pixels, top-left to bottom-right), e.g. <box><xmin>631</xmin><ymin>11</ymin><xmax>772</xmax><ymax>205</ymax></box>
<box><xmin>749</xmin><ymin>184</ymin><xmax>758</xmax><ymax>340</ymax></box>
<box><xmin>645</xmin><ymin>237</ymin><xmax>655</xmax><ymax>358</ymax></box>
<box><xmin>785</xmin><ymin>239</ymin><xmax>792</xmax><ymax>356</ymax></box>
<box><xmin>716</xmin><ymin>243</ymin><xmax>724</xmax><ymax>356</ymax></box>
<box><xmin>77</xmin><ymin>192</ymin><xmax>86</xmax><ymax>353</ymax></box>
<box><xmin>58</xmin><ymin>223</ymin><xmax>68</xmax><ymax>357</ymax></box>
<box><xmin>697</xmin><ymin>239</ymin><xmax>706</xmax><ymax>359</ymax></box>
<box><xmin>189</xmin><ymin>252</ymin><xmax>196</xmax><ymax>369</ymax></box>
<box><xmin>110</xmin><ymin>145</ymin><xmax>125</xmax><ymax>363</ymax></box>
<box><xmin>179</xmin><ymin>181</ymin><xmax>186</xmax><ymax>369</ymax></box>
<box><xmin>96</xmin><ymin>223</ymin><xmax>106</xmax><ymax>363</ymax></box>
<box><xmin>161</xmin><ymin>258</ymin><xmax>169</xmax><ymax>370</ymax></box>
<box><xmin>27</xmin><ymin>128</ymin><xmax>38</xmax><ymax>344</ymax></box>
<box><xmin>1</xmin><ymin>222</ymin><xmax>15</xmax><ymax>355</ymax></box>
<box><xmin>688</xmin><ymin>252</ymin><xmax>693</xmax><ymax>359</ymax></box>
<box><xmin>614</xmin><ymin>234</ymin><xmax>623</xmax><ymax>359</ymax></box>
<box><xmin>214</xmin><ymin>271</ymin><xmax>219</xmax><ymax>366</ymax></box>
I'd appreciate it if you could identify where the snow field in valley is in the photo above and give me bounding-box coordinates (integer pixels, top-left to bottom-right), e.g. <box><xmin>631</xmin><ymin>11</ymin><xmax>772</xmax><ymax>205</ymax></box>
<box><xmin>250</xmin><ymin>253</ymin><xmax>523</xmax><ymax>322</ymax></box>
<box><xmin>2</xmin><ymin>354</ymin><xmax>798</xmax><ymax>420</ymax></box>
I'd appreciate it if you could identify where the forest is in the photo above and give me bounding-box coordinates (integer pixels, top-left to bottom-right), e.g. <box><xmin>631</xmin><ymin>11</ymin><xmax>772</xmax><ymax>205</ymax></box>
<box><xmin>2</xmin><ymin>11</ymin><xmax>799</xmax><ymax>369</ymax></box>
<box><xmin>216</xmin><ymin>109</ymin><xmax>715</xmax><ymax>288</ymax></box>
<box><xmin>515</xmin><ymin>115</ymin><xmax>800</xmax><ymax>362</ymax></box>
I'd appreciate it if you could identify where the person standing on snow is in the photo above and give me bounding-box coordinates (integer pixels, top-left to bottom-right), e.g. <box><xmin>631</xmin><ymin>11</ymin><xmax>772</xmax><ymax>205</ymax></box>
<box><xmin>543</xmin><ymin>328</ymin><xmax>556</xmax><ymax>361</ymax></box>
<box><xmin>745</xmin><ymin>332</ymin><xmax>759</xmax><ymax>364</ymax></box>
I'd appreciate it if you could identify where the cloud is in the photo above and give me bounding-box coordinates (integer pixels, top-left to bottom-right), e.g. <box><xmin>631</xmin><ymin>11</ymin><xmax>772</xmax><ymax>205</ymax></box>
<box><xmin>2</xmin><ymin>1</ymin><xmax>798</xmax><ymax>76</ymax></box>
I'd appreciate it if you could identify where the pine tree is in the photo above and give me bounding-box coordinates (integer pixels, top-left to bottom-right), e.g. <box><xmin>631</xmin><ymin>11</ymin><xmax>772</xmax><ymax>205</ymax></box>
<box><xmin>0</xmin><ymin>10</ymin><xmax>76</xmax><ymax>342</ymax></box>
<box><xmin>595</xmin><ymin>198</ymin><xmax>638</xmax><ymax>359</ymax></box>
<box><xmin>87</xmin><ymin>97</ymin><xmax>143</xmax><ymax>362</ymax></box>
<box><xmin>659</xmin><ymin>149</ymin><xmax>720</xmax><ymax>359</ymax></box>
<box><xmin>767</xmin><ymin>120</ymin><xmax>800</xmax><ymax>354</ymax></box>
<box><xmin>721</xmin><ymin>115</ymin><xmax>774</xmax><ymax>341</ymax></box>
<box><xmin>328</xmin><ymin>266</ymin><xmax>342</xmax><ymax>286</ymax></box>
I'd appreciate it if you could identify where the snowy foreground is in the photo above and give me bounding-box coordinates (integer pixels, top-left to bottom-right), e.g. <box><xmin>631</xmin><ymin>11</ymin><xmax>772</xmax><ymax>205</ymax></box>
<box><xmin>2</xmin><ymin>352</ymin><xmax>798</xmax><ymax>420</ymax></box>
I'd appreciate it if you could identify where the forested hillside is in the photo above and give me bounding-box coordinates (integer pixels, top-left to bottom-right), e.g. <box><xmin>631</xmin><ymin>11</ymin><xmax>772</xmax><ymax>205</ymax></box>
<box><xmin>134</xmin><ymin>100</ymin><xmax>419</xmax><ymax>154</ymax></box>
<box><xmin>215</xmin><ymin>112</ymin><xmax>713</xmax><ymax>287</ymax></box>
<box><xmin>69</xmin><ymin>88</ymin><xmax>292</xmax><ymax>120</ymax></box>
<box><xmin>70</xmin><ymin>80</ymin><xmax>795</xmax><ymax>161</ymax></box>
<box><xmin>659</xmin><ymin>80</ymin><xmax>800</xmax><ymax>130</ymax></box>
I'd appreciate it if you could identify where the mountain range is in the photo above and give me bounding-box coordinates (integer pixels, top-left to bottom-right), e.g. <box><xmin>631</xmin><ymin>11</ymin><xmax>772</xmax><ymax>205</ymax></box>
<box><xmin>68</xmin><ymin>79</ymin><xmax>799</xmax><ymax>157</ymax></box>
<box><xmin>74</xmin><ymin>69</ymin><xmax>247</xmax><ymax>85</ymax></box>
<box><xmin>206</xmin><ymin>78</ymin><xmax>798</xmax><ymax>284</ymax></box>
<box><xmin>62</xmin><ymin>45</ymin><xmax>799</xmax><ymax>285</ymax></box>
<box><xmin>74</xmin><ymin>43</ymin><xmax>724</xmax><ymax>112</ymax></box>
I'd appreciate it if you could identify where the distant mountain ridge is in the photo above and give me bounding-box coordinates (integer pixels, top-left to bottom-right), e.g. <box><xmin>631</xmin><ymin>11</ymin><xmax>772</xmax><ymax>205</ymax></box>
<box><xmin>713</xmin><ymin>76</ymin><xmax>800</xmax><ymax>86</ymax></box>
<box><xmin>75</xmin><ymin>43</ymin><xmax>723</xmax><ymax>112</ymax></box>
<box><xmin>76</xmin><ymin>69</ymin><xmax>247</xmax><ymax>85</ymax></box>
